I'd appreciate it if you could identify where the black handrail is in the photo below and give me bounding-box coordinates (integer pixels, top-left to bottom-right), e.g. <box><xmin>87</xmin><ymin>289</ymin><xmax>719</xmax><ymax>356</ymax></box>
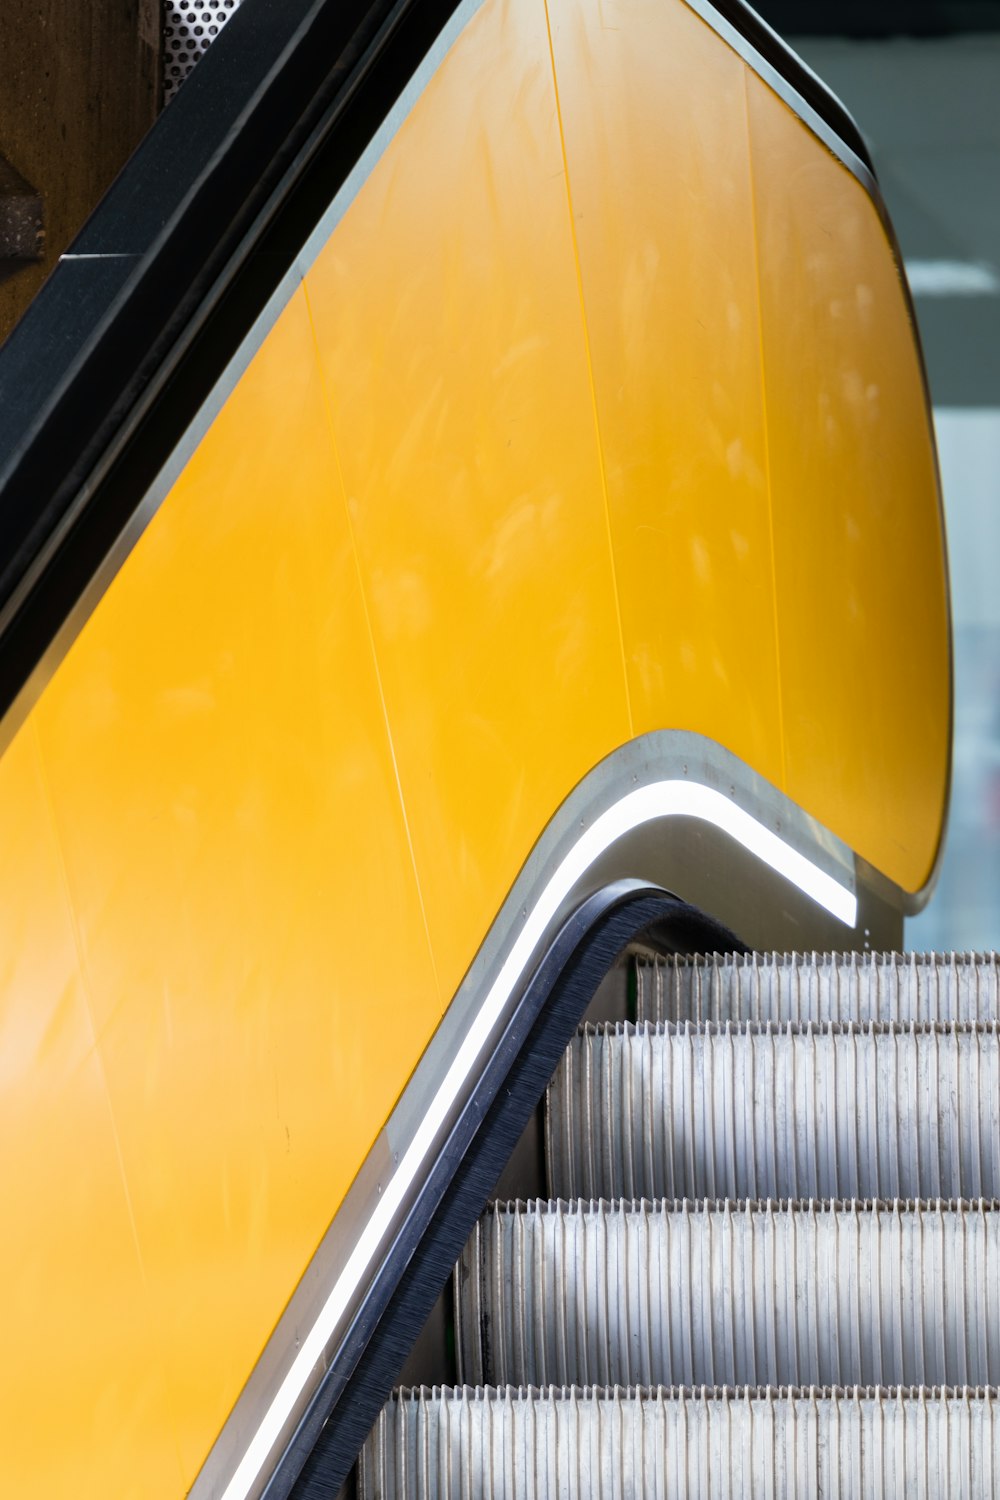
<box><xmin>753</xmin><ymin>0</ymin><xmax>1000</xmax><ymax>38</ymax></box>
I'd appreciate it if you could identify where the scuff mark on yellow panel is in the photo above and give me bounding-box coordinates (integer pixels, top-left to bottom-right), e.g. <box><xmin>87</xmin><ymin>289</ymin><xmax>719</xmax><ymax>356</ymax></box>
<box><xmin>747</xmin><ymin>71</ymin><xmax>949</xmax><ymax>893</ymax></box>
<box><xmin>546</xmin><ymin>0</ymin><xmax>784</xmax><ymax>790</ymax></box>
<box><xmin>30</xmin><ymin>285</ymin><xmax>440</xmax><ymax>1486</ymax></box>
<box><xmin>0</xmin><ymin>723</ymin><xmax>183</xmax><ymax>1500</ymax></box>
<box><xmin>305</xmin><ymin>0</ymin><xmax>631</xmax><ymax>1000</ymax></box>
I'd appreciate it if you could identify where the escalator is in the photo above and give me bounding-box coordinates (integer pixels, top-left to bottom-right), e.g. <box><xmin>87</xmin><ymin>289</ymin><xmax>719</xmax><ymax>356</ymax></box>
<box><xmin>361</xmin><ymin>952</ymin><xmax>1000</xmax><ymax>1496</ymax></box>
<box><xmin>0</xmin><ymin>0</ymin><xmax>955</xmax><ymax>1493</ymax></box>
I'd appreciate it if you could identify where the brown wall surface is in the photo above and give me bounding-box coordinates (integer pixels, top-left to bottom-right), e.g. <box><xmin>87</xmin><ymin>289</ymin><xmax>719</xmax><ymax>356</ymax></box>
<box><xmin>0</xmin><ymin>0</ymin><xmax>161</xmax><ymax>343</ymax></box>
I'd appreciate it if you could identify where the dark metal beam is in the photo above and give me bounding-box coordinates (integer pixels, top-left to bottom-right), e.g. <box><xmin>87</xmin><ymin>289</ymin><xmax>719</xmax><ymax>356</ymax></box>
<box><xmin>754</xmin><ymin>0</ymin><xmax>1000</xmax><ymax>38</ymax></box>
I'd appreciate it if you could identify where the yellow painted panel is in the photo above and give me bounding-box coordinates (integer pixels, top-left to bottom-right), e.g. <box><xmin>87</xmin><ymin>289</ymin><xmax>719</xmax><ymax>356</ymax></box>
<box><xmin>547</xmin><ymin>0</ymin><xmax>783</xmax><ymax>788</ymax></box>
<box><xmin>747</xmin><ymin>72</ymin><xmax>950</xmax><ymax>892</ymax></box>
<box><xmin>30</xmin><ymin>287</ymin><xmax>440</xmax><ymax>1484</ymax></box>
<box><xmin>0</xmin><ymin>724</ymin><xmax>182</xmax><ymax>1499</ymax></box>
<box><xmin>305</xmin><ymin>0</ymin><xmax>631</xmax><ymax>998</ymax></box>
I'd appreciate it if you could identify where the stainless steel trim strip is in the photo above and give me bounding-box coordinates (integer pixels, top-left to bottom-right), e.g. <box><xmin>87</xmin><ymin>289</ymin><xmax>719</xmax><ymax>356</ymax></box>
<box><xmin>189</xmin><ymin>729</ymin><xmax>870</xmax><ymax>1500</ymax></box>
<box><xmin>683</xmin><ymin>0</ymin><xmax>881</xmax><ymax>205</ymax></box>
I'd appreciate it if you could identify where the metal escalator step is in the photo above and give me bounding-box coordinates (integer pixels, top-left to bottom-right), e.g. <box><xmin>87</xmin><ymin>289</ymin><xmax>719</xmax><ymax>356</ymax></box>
<box><xmin>636</xmin><ymin>951</ymin><xmax>1000</xmax><ymax>1026</ymax></box>
<box><xmin>455</xmin><ymin>1199</ymin><xmax>1000</xmax><ymax>1389</ymax></box>
<box><xmin>359</xmin><ymin>1385</ymin><xmax>1000</xmax><ymax>1500</ymax></box>
<box><xmin>546</xmin><ymin>1022</ymin><xmax>1000</xmax><ymax>1202</ymax></box>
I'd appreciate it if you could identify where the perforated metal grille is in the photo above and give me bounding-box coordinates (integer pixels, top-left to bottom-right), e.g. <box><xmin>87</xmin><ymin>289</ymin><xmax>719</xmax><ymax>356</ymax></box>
<box><xmin>164</xmin><ymin>0</ymin><xmax>242</xmax><ymax>104</ymax></box>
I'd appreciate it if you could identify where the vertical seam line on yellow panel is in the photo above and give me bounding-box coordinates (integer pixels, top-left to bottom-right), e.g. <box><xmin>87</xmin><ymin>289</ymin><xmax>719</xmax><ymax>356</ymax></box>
<box><xmin>742</xmin><ymin>65</ymin><xmax>788</xmax><ymax>791</ymax></box>
<box><xmin>542</xmin><ymin>0</ymin><xmax>634</xmax><ymax>739</ymax></box>
<box><xmin>301</xmin><ymin>279</ymin><xmax>443</xmax><ymax>1003</ymax></box>
<box><xmin>30</xmin><ymin>718</ymin><xmax>188</xmax><ymax>1489</ymax></box>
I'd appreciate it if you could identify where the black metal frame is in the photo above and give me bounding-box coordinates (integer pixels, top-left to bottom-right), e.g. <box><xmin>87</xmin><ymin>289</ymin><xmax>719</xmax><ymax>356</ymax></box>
<box><xmin>0</xmin><ymin>0</ymin><xmax>465</xmax><ymax>726</ymax></box>
<box><xmin>754</xmin><ymin>0</ymin><xmax>1000</xmax><ymax>38</ymax></box>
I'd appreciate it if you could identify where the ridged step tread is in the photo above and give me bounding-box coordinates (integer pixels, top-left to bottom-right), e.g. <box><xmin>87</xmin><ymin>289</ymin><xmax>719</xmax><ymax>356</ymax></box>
<box><xmin>360</xmin><ymin>1385</ymin><xmax>1000</xmax><ymax>1499</ymax></box>
<box><xmin>546</xmin><ymin>1022</ymin><xmax>1000</xmax><ymax>1201</ymax></box>
<box><xmin>636</xmin><ymin>951</ymin><xmax>1000</xmax><ymax>1026</ymax></box>
<box><xmin>455</xmin><ymin>1199</ymin><xmax>1000</xmax><ymax>1389</ymax></box>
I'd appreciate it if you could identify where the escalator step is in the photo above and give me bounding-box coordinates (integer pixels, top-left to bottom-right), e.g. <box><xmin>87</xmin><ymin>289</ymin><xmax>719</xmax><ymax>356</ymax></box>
<box><xmin>455</xmin><ymin>1199</ymin><xmax>1000</xmax><ymax>1389</ymax></box>
<box><xmin>546</xmin><ymin>1022</ymin><xmax>1000</xmax><ymax>1201</ymax></box>
<box><xmin>636</xmin><ymin>951</ymin><xmax>1000</xmax><ymax>1026</ymax></box>
<box><xmin>360</xmin><ymin>1384</ymin><xmax>1000</xmax><ymax>1500</ymax></box>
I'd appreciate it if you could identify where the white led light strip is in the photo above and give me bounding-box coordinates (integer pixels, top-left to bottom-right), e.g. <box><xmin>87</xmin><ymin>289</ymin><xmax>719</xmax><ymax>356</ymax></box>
<box><xmin>219</xmin><ymin>779</ymin><xmax>855</xmax><ymax>1500</ymax></box>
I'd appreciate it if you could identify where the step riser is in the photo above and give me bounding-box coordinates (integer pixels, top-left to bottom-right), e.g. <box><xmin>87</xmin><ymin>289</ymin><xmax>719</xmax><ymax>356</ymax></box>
<box><xmin>547</xmin><ymin>1026</ymin><xmax>1000</xmax><ymax>1201</ymax></box>
<box><xmin>362</xmin><ymin>1388</ymin><xmax>1000</xmax><ymax>1500</ymax></box>
<box><xmin>637</xmin><ymin>954</ymin><xmax>1000</xmax><ymax>1026</ymax></box>
<box><xmin>457</xmin><ymin>1203</ymin><xmax>1000</xmax><ymax>1389</ymax></box>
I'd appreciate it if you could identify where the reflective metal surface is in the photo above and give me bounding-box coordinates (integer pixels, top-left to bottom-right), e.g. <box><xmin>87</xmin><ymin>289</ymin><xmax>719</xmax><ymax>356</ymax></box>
<box><xmin>458</xmin><ymin>1199</ymin><xmax>1000</xmax><ymax>1388</ymax></box>
<box><xmin>547</xmin><ymin>1020</ymin><xmax>1000</xmax><ymax>1201</ymax></box>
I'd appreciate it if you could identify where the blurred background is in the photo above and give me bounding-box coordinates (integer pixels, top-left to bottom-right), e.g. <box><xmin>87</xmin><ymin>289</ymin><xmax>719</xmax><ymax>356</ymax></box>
<box><xmin>758</xmin><ymin>2</ymin><xmax>1000</xmax><ymax>950</ymax></box>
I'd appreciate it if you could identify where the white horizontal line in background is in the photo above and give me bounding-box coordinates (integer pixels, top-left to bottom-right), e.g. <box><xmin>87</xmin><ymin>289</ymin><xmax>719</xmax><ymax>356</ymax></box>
<box><xmin>933</xmin><ymin>407</ymin><xmax>1000</xmax><ymax>630</ymax></box>
<box><xmin>905</xmin><ymin>259</ymin><xmax>1000</xmax><ymax>296</ymax></box>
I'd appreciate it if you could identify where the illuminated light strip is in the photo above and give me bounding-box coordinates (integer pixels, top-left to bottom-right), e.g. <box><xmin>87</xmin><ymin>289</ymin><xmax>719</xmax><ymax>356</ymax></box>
<box><xmin>219</xmin><ymin>778</ymin><xmax>856</xmax><ymax>1500</ymax></box>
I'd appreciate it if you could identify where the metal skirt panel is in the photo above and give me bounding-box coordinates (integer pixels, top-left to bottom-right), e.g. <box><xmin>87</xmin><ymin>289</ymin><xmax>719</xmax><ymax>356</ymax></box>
<box><xmin>635</xmin><ymin>952</ymin><xmax>1000</xmax><ymax>1026</ymax></box>
<box><xmin>455</xmin><ymin>1200</ymin><xmax>1000</xmax><ymax>1389</ymax></box>
<box><xmin>546</xmin><ymin>1023</ymin><xmax>1000</xmax><ymax>1201</ymax></box>
<box><xmin>360</xmin><ymin>1385</ymin><xmax>1000</xmax><ymax>1500</ymax></box>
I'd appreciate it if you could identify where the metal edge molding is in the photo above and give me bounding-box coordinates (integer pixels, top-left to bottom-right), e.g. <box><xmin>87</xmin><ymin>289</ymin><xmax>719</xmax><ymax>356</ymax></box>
<box><xmin>683</xmin><ymin>0</ymin><xmax>880</xmax><ymax>199</ymax></box>
<box><xmin>188</xmin><ymin>729</ymin><xmax>908</xmax><ymax>1500</ymax></box>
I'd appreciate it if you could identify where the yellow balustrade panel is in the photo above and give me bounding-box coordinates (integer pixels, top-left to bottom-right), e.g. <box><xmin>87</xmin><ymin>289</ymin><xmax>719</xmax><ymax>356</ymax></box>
<box><xmin>746</xmin><ymin>72</ymin><xmax>949</xmax><ymax>892</ymax></box>
<box><xmin>0</xmin><ymin>724</ymin><xmax>182</xmax><ymax>1498</ymax></box>
<box><xmin>304</xmin><ymin>0</ymin><xmax>631</xmax><ymax>998</ymax></box>
<box><xmin>2</xmin><ymin>285</ymin><xmax>440</xmax><ymax>1492</ymax></box>
<box><xmin>546</xmin><ymin>0</ymin><xmax>784</xmax><ymax>788</ymax></box>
